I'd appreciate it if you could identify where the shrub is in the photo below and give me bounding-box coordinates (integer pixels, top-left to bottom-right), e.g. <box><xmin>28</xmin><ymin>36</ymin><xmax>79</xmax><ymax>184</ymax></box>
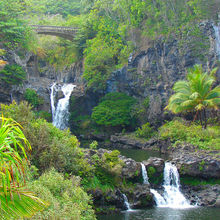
<box><xmin>0</xmin><ymin>64</ymin><xmax>26</xmax><ymax>85</ymax></box>
<box><xmin>24</xmin><ymin>88</ymin><xmax>44</xmax><ymax>108</ymax></box>
<box><xmin>0</xmin><ymin>102</ymin><xmax>94</xmax><ymax>177</ymax></box>
<box><xmin>159</xmin><ymin>119</ymin><xmax>220</xmax><ymax>150</ymax></box>
<box><xmin>92</xmin><ymin>92</ymin><xmax>136</xmax><ymax>128</ymax></box>
<box><xmin>27</xmin><ymin>169</ymin><xmax>96</xmax><ymax>220</ymax></box>
<box><xmin>135</xmin><ymin>122</ymin><xmax>155</xmax><ymax>139</ymax></box>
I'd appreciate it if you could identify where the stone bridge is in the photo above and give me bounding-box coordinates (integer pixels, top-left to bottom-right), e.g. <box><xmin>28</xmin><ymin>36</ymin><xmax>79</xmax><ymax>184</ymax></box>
<box><xmin>32</xmin><ymin>25</ymin><xmax>78</xmax><ymax>40</ymax></box>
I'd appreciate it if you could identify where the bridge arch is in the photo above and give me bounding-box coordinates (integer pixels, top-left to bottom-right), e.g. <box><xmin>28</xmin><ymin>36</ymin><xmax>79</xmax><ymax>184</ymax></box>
<box><xmin>32</xmin><ymin>25</ymin><xmax>78</xmax><ymax>40</ymax></box>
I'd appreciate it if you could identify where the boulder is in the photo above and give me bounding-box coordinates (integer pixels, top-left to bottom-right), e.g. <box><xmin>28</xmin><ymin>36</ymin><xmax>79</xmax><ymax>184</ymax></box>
<box><xmin>132</xmin><ymin>184</ymin><xmax>154</xmax><ymax>208</ymax></box>
<box><xmin>121</xmin><ymin>157</ymin><xmax>142</xmax><ymax>182</ymax></box>
<box><xmin>171</xmin><ymin>144</ymin><xmax>220</xmax><ymax>179</ymax></box>
<box><xmin>184</xmin><ymin>185</ymin><xmax>220</xmax><ymax>207</ymax></box>
<box><xmin>143</xmin><ymin>157</ymin><xmax>165</xmax><ymax>173</ymax></box>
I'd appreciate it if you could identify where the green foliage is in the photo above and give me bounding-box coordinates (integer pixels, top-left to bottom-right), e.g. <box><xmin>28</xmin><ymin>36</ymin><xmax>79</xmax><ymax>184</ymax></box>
<box><xmin>83</xmin><ymin>150</ymin><xmax>124</xmax><ymax>191</ymax></box>
<box><xmin>92</xmin><ymin>92</ymin><xmax>136</xmax><ymax>128</ymax></box>
<box><xmin>180</xmin><ymin>176</ymin><xmax>220</xmax><ymax>186</ymax></box>
<box><xmin>0</xmin><ymin>102</ymin><xmax>93</xmax><ymax>177</ymax></box>
<box><xmin>0</xmin><ymin>0</ymin><xmax>35</xmax><ymax>48</ymax></box>
<box><xmin>159</xmin><ymin>119</ymin><xmax>220</xmax><ymax>150</ymax></box>
<box><xmin>131</xmin><ymin>97</ymin><xmax>150</xmax><ymax>125</ymax></box>
<box><xmin>135</xmin><ymin>122</ymin><xmax>155</xmax><ymax>140</ymax></box>
<box><xmin>147</xmin><ymin>167</ymin><xmax>156</xmax><ymax>178</ymax></box>
<box><xmin>0</xmin><ymin>64</ymin><xmax>26</xmax><ymax>85</ymax></box>
<box><xmin>165</xmin><ymin>65</ymin><xmax>220</xmax><ymax>128</ymax></box>
<box><xmin>89</xmin><ymin>140</ymin><xmax>98</xmax><ymax>149</ymax></box>
<box><xmin>24</xmin><ymin>88</ymin><xmax>44</xmax><ymax>108</ymax></box>
<box><xmin>27</xmin><ymin>169</ymin><xmax>96</xmax><ymax>220</ymax></box>
<box><xmin>35</xmin><ymin>110</ymin><xmax>52</xmax><ymax>122</ymax></box>
<box><xmin>0</xmin><ymin>116</ymin><xmax>47</xmax><ymax>218</ymax></box>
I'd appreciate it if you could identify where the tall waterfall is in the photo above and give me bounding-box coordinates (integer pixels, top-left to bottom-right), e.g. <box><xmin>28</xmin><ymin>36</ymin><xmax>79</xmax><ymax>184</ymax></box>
<box><xmin>50</xmin><ymin>83</ymin><xmax>57</xmax><ymax>120</ymax></box>
<box><xmin>150</xmin><ymin>162</ymin><xmax>192</xmax><ymax>209</ymax></box>
<box><xmin>50</xmin><ymin>83</ymin><xmax>76</xmax><ymax>130</ymax></box>
<box><xmin>213</xmin><ymin>24</ymin><xmax>220</xmax><ymax>59</ymax></box>
<box><xmin>141</xmin><ymin>163</ymin><xmax>149</xmax><ymax>184</ymax></box>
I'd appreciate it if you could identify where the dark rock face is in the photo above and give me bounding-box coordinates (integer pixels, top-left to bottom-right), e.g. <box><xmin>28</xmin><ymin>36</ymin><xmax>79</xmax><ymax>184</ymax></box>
<box><xmin>184</xmin><ymin>185</ymin><xmax>220</xmax><ymax>207</ymax></box>
<box><xmin>89</xmin><ymin>188</ymin><xmax>125</xmax><ymax>210</ymax></box>
<box><xmin>110</xmin><ymin>134</ymin><xmax>162</xmax><ymax>150</ymax></box>
<box><xmin>170</xmin><ymin>144</ymin><xmax>220</xmax><ymax>179</ymax></box>
<box><xmin>131</xmin><ymin>184</ymin><xmax>154</xmax><ymax>208</ymax></box>
<box><xmin>143</xmin><ymin>157</ymin><xmax>165</xmax><ymax>174</ymax></box>
<box><xmin>120</xmin><ymin>157</ymin><xmax>142</xmax><ymax>182</ymax></box>
<box><xmin>107</xmin><ymin>22</ymin><xmax>219</xmax><ymax>126</ymax></box>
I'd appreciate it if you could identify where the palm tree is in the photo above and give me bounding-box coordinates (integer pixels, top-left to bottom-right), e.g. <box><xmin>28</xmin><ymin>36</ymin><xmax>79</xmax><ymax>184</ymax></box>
<box><xmin>165</xmin><ymin>64</ymin><xmax>220</xmax><ymax>128</ymax></box>
<box><xmin>0</xmin><ymin>116</ymin><xmax>46</xmax><ymax>219</ymax></box>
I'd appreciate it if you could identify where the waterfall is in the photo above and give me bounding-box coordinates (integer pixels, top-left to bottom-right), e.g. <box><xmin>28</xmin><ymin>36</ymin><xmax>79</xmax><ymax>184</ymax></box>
<box><xmin>50</xmin><ymin>82</ymin><xmax>57</xmax><ymax>120</ymax></box>
<box><xmin>122</xmin><ymin>194</ymin><xmax>132</xmax><ymax>211</ymax></box>
<box><xmin>151</xmin><ymin>162</ymin><xmax>192</xmax><ymax>209</ymax></box>
<box><xmin>150</xmin><ymin>189</ymin><xmax>166</xmax><ymax>206</ymax></box>
<box><xmin>213</xmin><ymin>24</ymin><xmax>220</xmax><ymax>59</ymax></box>
<box><xmin>50</xmin><ymin>83</ymin><xmax>76</xmax><ymax>130</ymax></box>
<box><xmin>141</xmin><ymin>163</ymin><xmax>149</xmax><ymax>184</ymax></box>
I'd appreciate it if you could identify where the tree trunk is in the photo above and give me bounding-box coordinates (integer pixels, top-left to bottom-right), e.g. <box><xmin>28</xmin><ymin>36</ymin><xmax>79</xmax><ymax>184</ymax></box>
<box><xmin>193</xmin><ymin>109</ymin><xmax>199</xmax><ymax>122</ymax></box>
<box><xmin>203</xmin><ymin>108</ymin><xmax>207</xmax><ymax>129</ymax></box>
<box><xmin>199</xmin><ymin>110</ymin><xmax>203</xmax><ymax>127</ymax></box>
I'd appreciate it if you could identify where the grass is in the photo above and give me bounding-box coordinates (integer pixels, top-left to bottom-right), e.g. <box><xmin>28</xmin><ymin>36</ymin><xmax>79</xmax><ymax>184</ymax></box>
<box><xmin>180</xmin><ymin>176</ymin><xmax>220</xmax><ymax>186</ymax></box>
<box><xmin>159</xmin><ymin>118</ymin><xmax>220</xmax><ymax>150</ymax></box>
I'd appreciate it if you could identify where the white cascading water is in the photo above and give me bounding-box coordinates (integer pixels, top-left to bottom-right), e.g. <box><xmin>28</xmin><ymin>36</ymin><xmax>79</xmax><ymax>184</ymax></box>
<box><xmin>141</xmin><ymin>163</ymin><xmax>149</xmax><ymax>184</ymax></box>
<box><xmin>50</xmin><ymin>82</ymin><xmax>57</xmax><ymax>120</ymax></box>
<box><xmin>50</xmin><ymin>83</ymin><xmax>76</xmax><ymax>130</ymax></box>
<box><xmin>150</xmin><ymin>189</ymin><xmax>166</xmax><ymax>206</ymax></box>
<box><xmin>122</xmin><ymin>194</ymin><xmax>132</xmax><ymax>211</ymax></box>
<box><xmin>213</xmin><ymin>23</ymin><xmax>220</xmax><ymax>59</ymax></box>
<box><xmin>150</xmin><ymin>162</ymin><xmax>192</xmax><ymax>209</ymax></box>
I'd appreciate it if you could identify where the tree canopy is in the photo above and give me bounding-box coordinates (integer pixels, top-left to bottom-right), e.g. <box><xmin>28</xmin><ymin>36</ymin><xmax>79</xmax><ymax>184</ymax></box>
<box><xmin>92</xmin><ymin>92</ymin><xmax>136</xmax><ymax>128</ymax></box>
<box><xmin>165</xmin><ymin>65</ymin><xmax>220</xmax><ymax>128</ymax></box>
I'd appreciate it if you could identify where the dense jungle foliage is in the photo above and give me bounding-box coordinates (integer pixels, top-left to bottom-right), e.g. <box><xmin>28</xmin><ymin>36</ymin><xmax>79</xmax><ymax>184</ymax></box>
<box><xmin>1</xmin><ymin>0</ymin><xmax>220</xmax><ymax>88</ymax></box>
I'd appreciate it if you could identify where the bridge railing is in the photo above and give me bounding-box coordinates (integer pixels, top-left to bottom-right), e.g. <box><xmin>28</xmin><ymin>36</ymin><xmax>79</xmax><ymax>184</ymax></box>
<box><xmin>31</xmin><ymin>25</ymin><xmax>78</xmax><ymax>33</ymax></box>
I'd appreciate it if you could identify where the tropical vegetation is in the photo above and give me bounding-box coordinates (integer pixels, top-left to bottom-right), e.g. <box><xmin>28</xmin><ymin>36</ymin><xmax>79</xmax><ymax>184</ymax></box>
<box><xmin>0</xmin><ymin>116</ymin><xmax>46</xmax><ymax>218</ymax></box>
<box><xmin>165</xmin><ymin>65</ymin><xmax>220</xmax><ymax>128</ymax></box>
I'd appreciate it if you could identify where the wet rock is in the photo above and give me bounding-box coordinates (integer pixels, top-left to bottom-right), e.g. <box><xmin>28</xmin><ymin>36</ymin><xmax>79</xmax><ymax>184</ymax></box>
<box><xmin>132</xmin><ymin>184</ymin><xmax>154</xmax><ymax>208</ymax></box>
<box><xmin>171</xmin><ymin>144</ymin><xmax>220</xmax><ymax>179</ymax></box>
<box><xmin>143</xmin><ymin>157</ymin><xmax>165</xmax><ymax>173</ymax></box>
<box><xmin>121</xmin><ymin>157</ymin><xmax>142</xmax><ymax>182</ymax></box>
<box><xmin>185</xmin><ymin>185</ymin><xmax>220</xmax><ymax>207</ymax></box>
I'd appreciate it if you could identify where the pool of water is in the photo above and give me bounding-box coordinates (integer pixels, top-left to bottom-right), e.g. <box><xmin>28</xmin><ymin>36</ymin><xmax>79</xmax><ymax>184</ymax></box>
<box><xmin>101</xmin><ymin>147</ymin><xmax>168</xmax><ymax>162</ymax></box>
<box><xmin>97</xmin><ymin>207</ymin><xmax>220</xmax><ymax>220</ymax></box>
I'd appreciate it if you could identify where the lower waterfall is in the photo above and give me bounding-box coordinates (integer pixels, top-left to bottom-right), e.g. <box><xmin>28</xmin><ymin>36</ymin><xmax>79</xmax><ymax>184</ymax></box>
<box><xmin>122</xmin><ymin>194</ymin><xmax>132</xmax><ymax>211</ymax></box>
<box><xmin>150</xmin><ymin>162</ymin><xmax>192</xmax><ymax>209</ymax></box>
<box><xmin>50</xmin><ymin>83</ymin><xmax>76</xmax><ymax>130</ymax></box>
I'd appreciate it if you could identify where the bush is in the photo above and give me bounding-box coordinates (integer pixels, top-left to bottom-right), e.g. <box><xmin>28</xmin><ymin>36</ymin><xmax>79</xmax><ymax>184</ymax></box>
<box><xmin>82</xmin><ymin>150</ymin><xmax>124</xmax><ymax>190</ymax></box>
<box><xmin>135</xmin><ymin>122</ymin><xmax>155</xmax><ymax>139</ymax></box>
<box><xmin>159</xmin><ymin>119</ymin><xmax>220</xmax><ymax>150</ymax></box>
<box><xmin>0</xmin><ymin>64</ymin><xmax>26</xmax><ymax>85</ymax></box>
<box><xmin>24</xmin><ymin>88</ymin><xmax>44</xmax><ymax>108</ymax></box>
<box><xmin>0</xmin><ymin>101</ymin><xmax>94</xmax><ymax>177</ymax></box>
<box><xmin>27</xmin><ymin>169</ymin><xmax>96</xmax><ymax>220</ymax></box>
<box><xmin>92</xmin><ymin>92</ymin><xmax>136</xmax><ymax>128</ymax></box>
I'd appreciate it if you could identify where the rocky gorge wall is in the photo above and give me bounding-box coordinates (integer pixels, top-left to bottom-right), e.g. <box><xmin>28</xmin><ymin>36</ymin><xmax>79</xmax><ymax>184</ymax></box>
<box><xmin>0</xmin><ymin>22</ymin><xmax>220</xmax><ymax>124</ymax></box>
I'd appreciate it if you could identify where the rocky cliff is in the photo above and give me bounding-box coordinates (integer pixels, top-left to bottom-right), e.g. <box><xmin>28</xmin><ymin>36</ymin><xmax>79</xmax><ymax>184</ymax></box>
<box><xmin>0</xmin><ymin>22</ymin><xmax>219</xmax><ymax>124</ymax></box>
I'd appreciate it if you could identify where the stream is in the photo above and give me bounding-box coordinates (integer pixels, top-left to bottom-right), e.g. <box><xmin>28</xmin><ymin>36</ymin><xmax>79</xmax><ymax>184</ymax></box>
<box><xmin>97</xmin><ymin>207</ymin><xmax>220</xmax><ymax>220</ymax></box>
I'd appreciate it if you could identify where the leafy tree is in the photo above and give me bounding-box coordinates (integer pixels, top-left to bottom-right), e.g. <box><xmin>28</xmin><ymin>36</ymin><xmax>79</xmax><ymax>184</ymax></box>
<box><xmin>0</xmin><ymin>116</ymin><xmax>46</xmax><ymax>218</ymax></box>
<box><xmin>0</xmin><ymin>64</ymin><xmax>26</xmax><ymax>85</ymax></box>
<box><xmin>165</xmin><ymin>65</ymin><xmax>220</xmax><ymax>128</ymax></box>
<box><xmin>27</xmin><ymin>169</ymin><xmax>96</xmax><ymax>220</ymax></box>
<box><xmin>92</xmin><ymin>92</ymin><xmax>136</xmax><ymax>128</ymax></box>
<box><xmin>0</xmin><ymin>0</ymin><xmax>33</xmax><ymax>48</ymax></box>
<box><xmin>24</xmin><ymin>88</ymin><xmax>44</xmax><ymax>108</ymax></box>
